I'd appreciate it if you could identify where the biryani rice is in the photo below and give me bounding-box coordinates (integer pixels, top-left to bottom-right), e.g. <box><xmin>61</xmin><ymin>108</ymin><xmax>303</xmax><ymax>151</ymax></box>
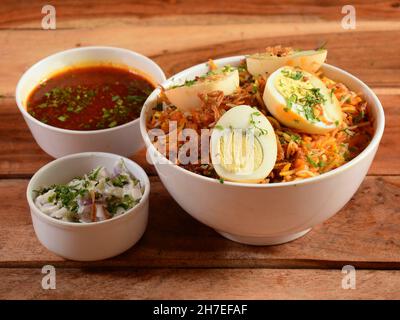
<box><xmin>147</xmin><ymin>60</ymin><xmax>374</xmax><ymax>183</ymax></box>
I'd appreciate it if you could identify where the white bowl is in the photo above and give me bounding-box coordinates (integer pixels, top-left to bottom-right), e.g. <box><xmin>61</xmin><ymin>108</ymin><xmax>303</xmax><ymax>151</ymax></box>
<box><xmin>27</xmin><ymin>152</ymin><xmax>150</xmax><ymax>261</ymax></box>
<box><xmin>16</xmin><ymin>46</ymin><xmax>166</xmax><ymax>158</ymax></box>
<box><xmin>140</xmin><ymin>56</ymin><xmax>385</xmax><ymax>245</ymax></box>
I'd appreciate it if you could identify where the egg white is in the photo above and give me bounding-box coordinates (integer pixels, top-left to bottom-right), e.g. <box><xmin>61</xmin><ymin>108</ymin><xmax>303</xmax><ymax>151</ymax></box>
<box><xmin>210</xmin><ymin>105</ymin><xmax>277</xmax><ymax>183</ymax></box>
<box><xmin>246</xmin><ymin>49</ymin><xmax>327</xmax><ymax>76</ymax></box>
<box><xmin>164</xmin><ymin>69</ymin><xmax>239</xmax><ymax>112</ymax></box>
<box><xmin>263</xmin><ymin>66</ymin><xmax>342</xmax><ymax>134</ymax></box>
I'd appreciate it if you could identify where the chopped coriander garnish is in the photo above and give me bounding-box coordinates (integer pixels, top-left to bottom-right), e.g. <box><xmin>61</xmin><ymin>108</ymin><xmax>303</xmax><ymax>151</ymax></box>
<box><xmin>26</xmin><ymin>66</ymin><xmax>155</xmax><ymax>131</ymax></box>
<box><xmin>222</xmin><ymin>65</ymin><xmax>235</xmax><ymax>73</ymax></box>
<box><xmin>126</xmin><ymin>95</ymin><xmax>146</xmax><ymax>103</ymax></box>
<box><xmin>290</xmin><ymin>133</ymin><xmax>301</xmax><ymax>142</ymax></box>
<box><xmin>102</xmin><ymin>108</ymin><xmax>112</xmax><ymax>119</ymax></box>
<box><xmin>107</xmin><ymin>194</ymin><xmax>137</xmax><ymax>214</ymax></box>
<box><xmin>237</xmin><ymin>64</ymin><xmax>247</xmax><ymax>72</ymax></box>
<box><xmin>353</xmin><ymin>110</ymin><xmax>365</xmax><ymax>124</ymax></box>
<box><xmin>154</xmin><ymin>102</ymin><xmax>163</xmax><ymax>111</ymax></box>
<box><xmin>306</xmin><ymin>155</ymin><xmax>325</xmax><ymax>168</ymax></box>
<box><xmin>282</xmin><ymin>69</ymin><xmax>303</xmax><ymax>80</ymax></box>
<box><xmin>249</xmin><ymin>111</ymin><xmax>268</xmax><ymax>136</ymax></box>
<box><xmin>299</xmin><ymin>88</ymin><xmax>326</xmax><ymax>122</ymax></box>
<box><xmin>88</xmin><ymin>167</ymin><xmax>102</xmax><ymax>180</ymax></box>
<box><xmin>108</xmin><ymin>121</ymin><xmax>117</xmax><ymax>128</ymax></box>
<box><xmin>111</xmin><ymin>174</ymin><xmax>129</xmax><ymax>187</ymax></box>
<box><xmin>57</xmin><ymin>115</ymin><xmax>68</xmax><ymax>122</ymax></box>
<box><xmin>285</xmin><ymin>94</ymin><xmax>298</xmax><ymax>109</ymax></box>
<box><xmin>33</xmin><ymin>160</ymin><xmax>143</xmax><ymax>223</ymax></box>
<box><xmin>184</xmin><ymin>79</ymin><xmax>196</xmax><ymax>87</ymax></box>
<box><xmin>200</xmin><ymin>70</ymin><xmax>216</xmax><ymax>79</ymax></box>
<box><xmin>342</xmin><ymin>128</ymin><xmax>354</xmax><ymax>136</ymax></box>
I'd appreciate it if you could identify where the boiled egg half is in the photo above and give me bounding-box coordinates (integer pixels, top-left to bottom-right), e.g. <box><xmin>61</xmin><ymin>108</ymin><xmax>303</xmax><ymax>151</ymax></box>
<box><xmin>210</xmin><ymin>105</ymin><xmax>277</xmax><ymax>183</ymax></box>
<box><xmin>164</xmin><ymin>66</ymin><xmax>239</xmax><ymax>112</ymax></box>
<box><xmin>246</xmin><ymin>49</ymin><xmax>327</xmax><ymax>76</ymax></box>
<box><xmin>263</xmin><ymin>66</ymin><xmax>342</xmax><ymax>134</ymax></box>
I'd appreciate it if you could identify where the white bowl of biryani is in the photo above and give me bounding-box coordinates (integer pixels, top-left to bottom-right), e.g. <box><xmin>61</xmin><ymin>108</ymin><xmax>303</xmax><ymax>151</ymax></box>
<box><xmin>140</xmin><ymin>46</ymin><xmax>385</xmax><ymax>245</ymax></box>
<box><xmin>16</xmin><ymin>46</ymin><xmax>166</xmax><ymax>158</ymax></box>
<box><xmin>27</xmin><ymin>152</ymin><xmax>150</xmax><ymax>261</ymax></box>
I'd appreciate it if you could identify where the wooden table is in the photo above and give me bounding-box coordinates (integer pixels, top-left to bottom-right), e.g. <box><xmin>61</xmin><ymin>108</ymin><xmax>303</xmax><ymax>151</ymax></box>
<box><xmin>0</xmin><ymin>0</ymin><xmax>399</xmax><ymax>299</ymax></box>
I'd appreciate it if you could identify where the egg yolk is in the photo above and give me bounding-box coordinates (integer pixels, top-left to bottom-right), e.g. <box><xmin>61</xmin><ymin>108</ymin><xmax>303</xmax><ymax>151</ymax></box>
<box><xmin>217</xmin><ymin>129</ymin><xmax>263</xmax><ymax>175</ymax></box>
<box><xmin>275</xmin><ymin>70</ymin><xmax>312</xmax><ymax>98</ymax></box>
<box><xmin>274</xmin><ymin>69</ymin><xmax>327</xmax><ymax>123</ymax></box>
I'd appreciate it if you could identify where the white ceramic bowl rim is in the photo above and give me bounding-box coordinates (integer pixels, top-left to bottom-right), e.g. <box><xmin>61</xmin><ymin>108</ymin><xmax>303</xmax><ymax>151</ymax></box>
<box><xmin>140</xmin><ymin>55</ymin><xmax>385</xmax><ymax>188</ymax></box>
<box><xmin>26</xmin><ymin>152</ymin><xmax>151</xmax><ymax>228</ymax></box>
<box><xmin>16</xmin><ymin>46</ymin><xmax>165</xmax><ymax>135</ymax></box>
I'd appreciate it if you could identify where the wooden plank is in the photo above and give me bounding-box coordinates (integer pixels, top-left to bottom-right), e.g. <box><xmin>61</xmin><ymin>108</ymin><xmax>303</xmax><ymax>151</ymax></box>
<box><xmin>372</xmin><ymin>93</ymin><xmax>400</xmax><ymax>175</ymax></box>
<box><xmin>0</xmin><ymin>0</ymin><xmax>398</xmax><ymax>301</ymax></box>
<box><xmin>1</xmin><ymin>95</ymin><xmax>396</xmax><ymax>177</ymax></box>
<box><xmin>153</xmin><ymin>29</ymin><xmax>400</xmax><ymax>88</ymax></box>
<box><xmin>0</xmin><ymin>96</ymin><xmax>156</xmax><ymax>177</ymax></box>
<box><xmin>0</xmin><ymin>27</ymin><xmax>399</xmax><ymax>96</ymax></box>
<box><xmin>0</xmin><ymin>176</ymin><xmax>399</xmax><ymax>268</ymax></box>
<box><xmin>1</xmin><ymin>0</ymin><xmax>399</xmax><ymax>28</ymax></box>
<box><xmin>1</xmin><ymin>268</ymin><xmax>400</xmax><ymax>299</ymax></box>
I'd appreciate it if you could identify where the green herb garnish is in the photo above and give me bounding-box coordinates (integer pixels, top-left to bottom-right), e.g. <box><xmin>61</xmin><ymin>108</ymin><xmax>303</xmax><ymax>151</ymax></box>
<box><xmin>154</xmin><ymin>103</ymin><xmax>163</xmax><ymax>111</ymax></box>
<box><xmin>222</xmin><ymin>65</ymin><xmax>235</xmax><ymax>73</ymax></box>
<box><xmin>285</xmin><ymin>94</ymin><xmax>298</xmax><ymax>109</ymax></box>
<box><xmin>353</xmin><ymin>110</ymin><xmax>365</xmax><ymax>124</ymax></box>
<box><xmin>88</xmin><ymin>167</ymin><xmax>102</xmax><ymax>180</ymax></box>
<box><xmin>57</xmin><ymin>115</ymin><xmax>68</xmax><ymax>122</ymax></box>
<box><xmin>106</xmin><ymin>194</ymin><xmax>136</xmax><ymax>215</ymax></box>
<box><xmin>126</xmin><ymin>95</ymin><xmax>146</xmax><ymax>103</ymax></box>
<box><xmin>298</xmin><ymin>88</ymin><xmax>326</xmax><ymax>122</ymax></box>
<box><xmin>184</xmin><ymin>79</ymin><xmax>196</xmax><ymax>87</ymax></box>
<box><xmin>108</xmin><ymin>121</ymin><xmax>117</xmax><ymax>128</ymax></box>
<box><xmin>111</xmin><ymin>174</ymin><xmax>129</xmax><ymax>187</ymax></box>
<box><xmin>249</xmin><ymin>111</ymin><xmax>268</xmax><ymax>136</ymax></box>
<box><xmin>237</xmin><ymin>64</ymin><xmax>247</xmax><ymax>73</ymax></box>
<box><xmin>282</xmin><ymin>69</ymin><xmax>303</xmax><ymax>80</ymax></box>
<box><xmin>306</xmin><ymin>155</ymin><xmax>326</xmax><ymax>168</ymax></box>
<box><xmin>290</xmin><ymin>133</ymin><xmax>301</xmax><ymax>143</ymax></box>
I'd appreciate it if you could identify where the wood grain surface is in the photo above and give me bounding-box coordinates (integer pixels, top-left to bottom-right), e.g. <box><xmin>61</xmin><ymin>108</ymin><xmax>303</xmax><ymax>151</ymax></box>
<box><xmin>2</xmin><ymin>268</ymin><xmax>400</xmax><ymax>300</ymax></box>
<box><xmin>0</xmin><ymin>0</ymin><xmax>399</xmax><ymax>299</ymax></box>
<box><xmin>1</xmin><ymin>176</ymin><xmax>399</xmax><ymax>269</ymax></box>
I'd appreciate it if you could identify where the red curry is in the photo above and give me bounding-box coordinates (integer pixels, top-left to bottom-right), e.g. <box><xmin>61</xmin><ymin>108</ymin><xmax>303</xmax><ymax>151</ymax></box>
<box><xmin>26</xmin><ymin>65</ymin><xmax>155</xmax><ymax>130</ymax></box>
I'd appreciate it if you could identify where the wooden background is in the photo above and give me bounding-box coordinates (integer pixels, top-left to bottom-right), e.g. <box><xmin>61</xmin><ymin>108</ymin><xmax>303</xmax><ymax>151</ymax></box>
<box><xmin>0</xmin><ymin>0</ymin><xmax>399</xmax><ymax>299</ymax></box>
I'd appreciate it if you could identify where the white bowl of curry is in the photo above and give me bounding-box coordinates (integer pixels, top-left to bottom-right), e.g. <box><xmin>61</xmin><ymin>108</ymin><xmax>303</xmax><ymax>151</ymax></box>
<box><xmin>16</xmin><ymin>46</ymin><xmax>166</xmax><ymax>158</ymax></box>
